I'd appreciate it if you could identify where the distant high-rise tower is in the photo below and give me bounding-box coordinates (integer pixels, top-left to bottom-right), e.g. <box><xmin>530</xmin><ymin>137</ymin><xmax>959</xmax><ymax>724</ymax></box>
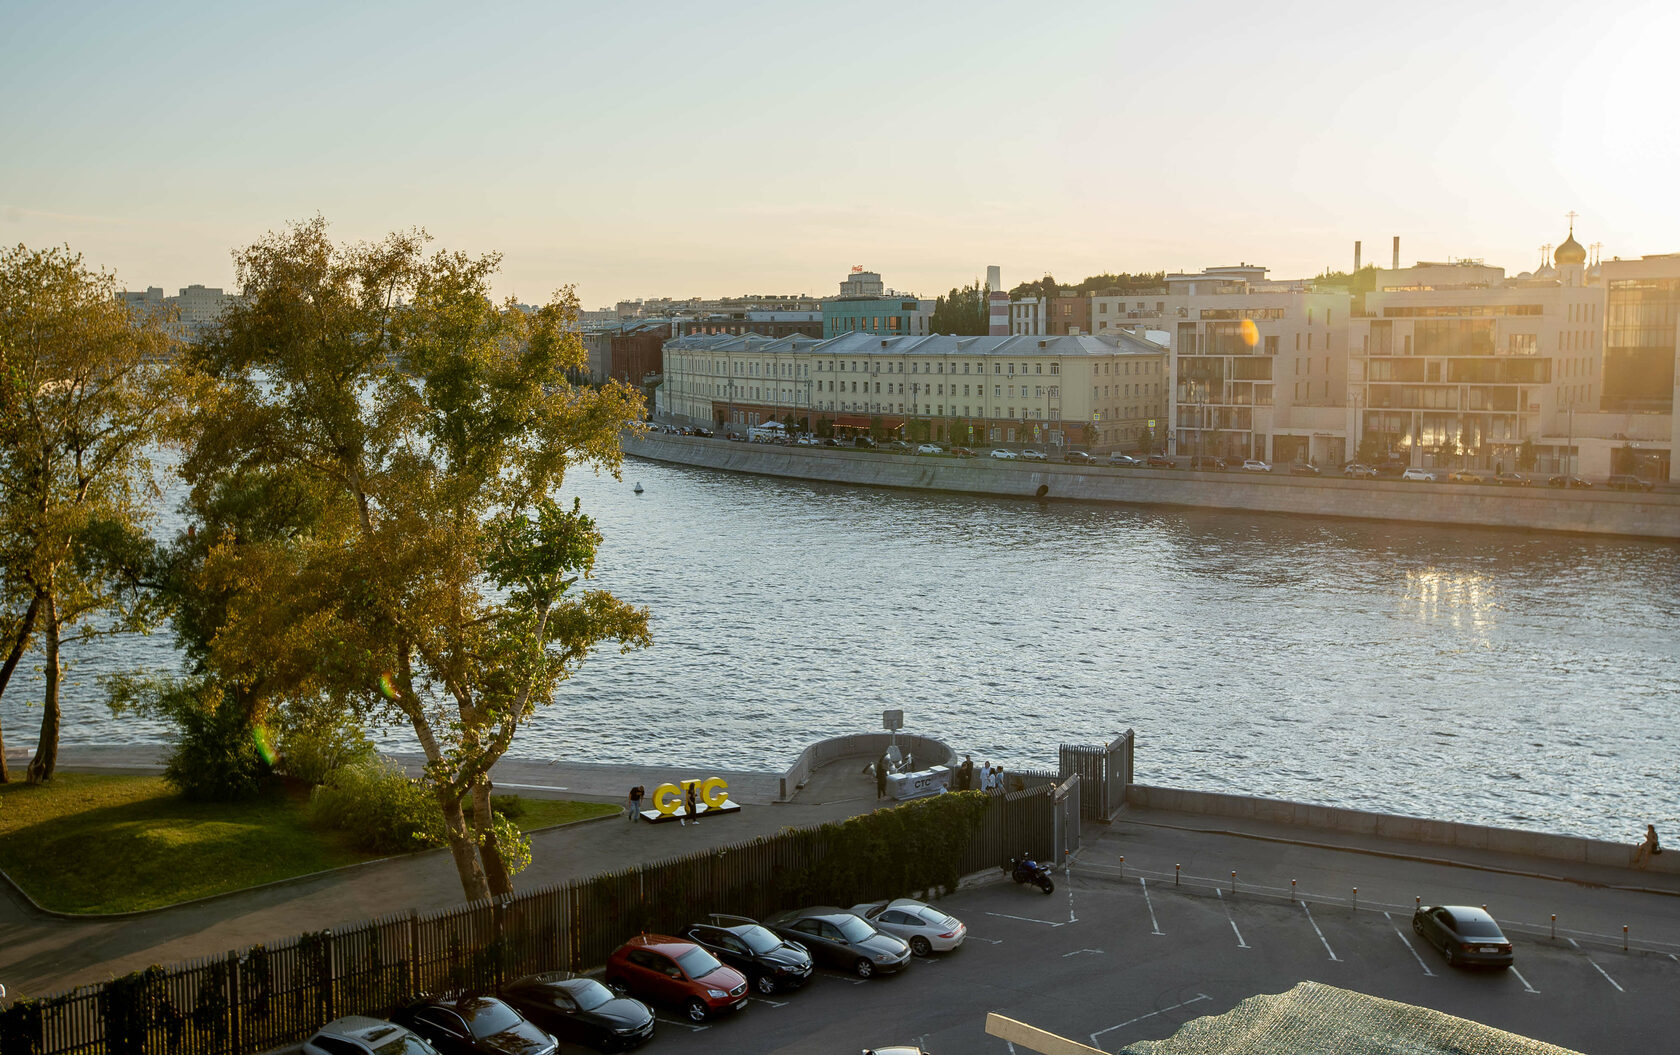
<box><xmin>987</xmin><ymin>265</ymin><xmax>1009</xmax><ymax>336</ymax></box>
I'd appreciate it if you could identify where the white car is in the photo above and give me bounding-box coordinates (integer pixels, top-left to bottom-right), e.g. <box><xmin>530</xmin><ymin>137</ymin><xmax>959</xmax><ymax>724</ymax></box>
<box><xmin>303</xmin><ymin>1016</ymin><xmax>439</xmax><ymax>1055</ymax></box>
<box><xmin>916</xmin><ymin>444</ymin><xmax>943</xmax><ymax>455</ymax></box>
<box><xmin>850</xmin><ymin>898</ymin><xmax>967</xmax><ymax>956</ymax></box>
<box><xmin>1401</xmin><ymin>467</ymin><xmax>1439</xmax><ymax>482</ymax></box>
<box><xmin>1020</xmin><ymin>449</ymin><xmax>1047</xmax><ymax>461</ymax></box>
<box><xmin>1241</xmin><ymin>459</ymin><xmax>1272</xmax><ymax>473</ymax></box>
<box><xmin>989</xmin><ymin>449</ymin><xmax>1019</xmax><ymax>460</ymax></box>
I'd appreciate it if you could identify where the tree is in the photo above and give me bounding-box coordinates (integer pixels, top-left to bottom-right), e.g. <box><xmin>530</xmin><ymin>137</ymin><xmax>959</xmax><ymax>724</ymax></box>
<box><xmin>176</xmin><ymin>219</ymin><xmax>650</xmax><ymax>901</ymax></box>
<box><xmin>1517</xmin><ymin>437</ymin><xmax>1538</xmax><ymax>472</ymax></box>
<box><xmin>1136</xmin><ymin>425</ymin><xmax>1154</xmax><ymax>453</ymax></box>
<box><xmin>1356</xmin><ymin>434</ymin><xmax>1386</xmax><ymax>465</ymax></box>
<box><xmin>929</xmin><ymin>280</ymin><xmax>988</xmax><ymax>336</ymax></box>
<box><xmin>0</xmin><ymin>244</ymin><xmax>175</xmax><ymax>784</ymax></box>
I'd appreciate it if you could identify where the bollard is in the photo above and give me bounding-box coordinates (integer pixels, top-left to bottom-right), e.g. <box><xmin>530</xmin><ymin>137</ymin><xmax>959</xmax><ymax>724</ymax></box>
<box><xmin>1231</xmin><ymin>870</ymin><xmax>1237</xmax><ymax>895</ymax></box>
<box><xmin>1291</xmin><ymin>879</ymin><xmax>1296</xmax><ymax>902</ymax></box>
<box><xmin>1353</xmin><ymin>887</ymin><xmax>1358</xmax><ymax>912</ymax></box>
<box><xmin>1623</xmin><ymin>925</ymin><xmax>1629</xmax><ymax>952</ymax></box>
<box><xmin>1118</xmin><ymin>855</ymin><xmax>1124</xmax><ymax>879</ymax></box>
<box><xmin>1416</xmin><ymin>895</ymin><xmax>1421</xmax><ymax>911</ymax></box>
<box><xmin>1551</xmin><ymin>914</ymin><xmax>1556</xmax><ymax>939</ymax></box>
<box><xmin>1175</xmin><ymin>863</ymin><xmax>1181</xmax><ymax>887</ymax></box>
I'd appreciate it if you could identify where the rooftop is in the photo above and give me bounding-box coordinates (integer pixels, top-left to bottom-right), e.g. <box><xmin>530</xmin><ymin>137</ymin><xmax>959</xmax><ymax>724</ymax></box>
<box><xmin>666</xmin><ymin>331</ymin><xmax>1165</xmax><ymax>357</ymax></box>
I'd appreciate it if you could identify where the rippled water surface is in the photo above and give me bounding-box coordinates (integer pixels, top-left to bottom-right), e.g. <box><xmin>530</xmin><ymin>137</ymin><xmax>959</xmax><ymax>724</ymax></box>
<box><xmin>8</xmin><ymin>458</ymin><xmax>1678</xmax><ymax>841</ymax></box>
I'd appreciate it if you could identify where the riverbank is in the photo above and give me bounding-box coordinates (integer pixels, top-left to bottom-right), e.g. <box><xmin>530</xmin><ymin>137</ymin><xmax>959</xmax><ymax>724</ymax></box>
<box><xmin>623</xmin><ymin>433</ymin><xmax>1680</xmax><ymax>539</ymax></box>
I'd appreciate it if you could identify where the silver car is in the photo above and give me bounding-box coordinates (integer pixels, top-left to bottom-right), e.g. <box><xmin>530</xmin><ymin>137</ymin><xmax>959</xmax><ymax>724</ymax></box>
<box><xmin>302</xmin><ymin>1016</ymin><xmax>439</xmax><ymax>1055</ymax></box>
<box><xmin>850</xmin><ymin>898</ymin><xmax>967</xmax><ymax>956</ymax></box>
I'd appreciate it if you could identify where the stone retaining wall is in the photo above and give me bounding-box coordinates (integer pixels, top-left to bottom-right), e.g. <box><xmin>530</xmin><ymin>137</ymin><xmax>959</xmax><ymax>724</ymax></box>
<box><xmin>624</xmin><ymin>434</ymin><xmax>1680</xmax><ymax>539</ymax></box>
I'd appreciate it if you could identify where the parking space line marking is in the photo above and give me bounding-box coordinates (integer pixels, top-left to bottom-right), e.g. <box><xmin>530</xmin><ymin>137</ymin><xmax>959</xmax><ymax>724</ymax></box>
<box><xmin>1568</xmin><ymin>938</ymin><xmax>1580</xmax><ymax>949</ymax></box>
<box><xmin>1215</xmin><ymin>888</ymin><xmax>1250</xmax><ymax>949</ymax></box>
<box><xmin>1068</xmin><ymin>886</ymin><xmax>1078</xmax><ymax>925</ymax></box>
<box><xmin>986</xmin><ymin>910</ymin><xmax>1065</xmax><ymax>927</ymax></box>
<box><xmin>970</xmin><ymin>936</ymin><xmax>1004</xmax><ymax>945</ymax></box>
<box><xmin>652</xmin><ymin>1015</ymin><xmax>708</xmax><ymax>1031</ymax></box>
<box><xmin>1139</xmin><ymin>878</ymin><xmax>1164</xmax><ymax>936</ymax></box>
<box><xmin>1090</xmin><ymin>993</ymin><xmax>1211</xmax><ymax>1045</ymax></box>
<box><xmin>1509</xmin><ymin>966</ymin><xmax>1539</xmax><ymax>994</ymax></box>
<box><xmin>1062</xmin><ymin>948</ymin><xmax>1105</xmax><ymax>957</ymax></box>
<box><xmin>749</xmin><ymin>996</ymin><xmax>788</xmax><ymax>1007</ymax></box>
<box><xmin>1384</xmin><ymin>912</ymin><xmax>1433</xmax><ymax>976</ymax></box>
<box><xmin>1589</xmin><ymin>960</ymin><xmax>1624</xmax><ymax>992</ymax></box>
<box><xmin>1300</xmin><ymin>901</ymin><xmax>1339</xmax><ymax>961</ymax></box>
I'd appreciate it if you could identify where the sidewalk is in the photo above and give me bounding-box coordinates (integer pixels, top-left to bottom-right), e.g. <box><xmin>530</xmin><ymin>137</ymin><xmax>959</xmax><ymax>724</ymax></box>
<box><xmin>0</xmin><ymin>747</ymin><xmax>891</xmax><ymax>1000</ymax></box>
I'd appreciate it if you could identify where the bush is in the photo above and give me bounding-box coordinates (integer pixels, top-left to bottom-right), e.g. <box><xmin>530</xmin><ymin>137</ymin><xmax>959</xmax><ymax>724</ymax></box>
<box><xmin>270</xmin><ymin>699</ymin><xmax>376</xmax><ymax>785</ymax></box>
<box><xmin>106</xmin><ymin>675</ymin><xmax>272</xmax><ymax>801</ymax></box>
<box><xmin>309</xmin><ymin>759</ymin><xmax>445</xmax><ymax>854</ymax></box>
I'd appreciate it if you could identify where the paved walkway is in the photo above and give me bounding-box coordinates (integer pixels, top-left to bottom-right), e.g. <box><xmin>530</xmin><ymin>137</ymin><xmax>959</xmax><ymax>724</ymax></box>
<box><xmin>0</xmin><ymin>747</ymin><xmax>895</xmax><ymax>1000</ymax></box>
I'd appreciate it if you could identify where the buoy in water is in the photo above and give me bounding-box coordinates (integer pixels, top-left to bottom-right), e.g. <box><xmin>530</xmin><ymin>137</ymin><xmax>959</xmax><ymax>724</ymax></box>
<box><xmin>633</xmin><ymin>482</ymin><xmax>644</xmax><ymax>494</ymax></box>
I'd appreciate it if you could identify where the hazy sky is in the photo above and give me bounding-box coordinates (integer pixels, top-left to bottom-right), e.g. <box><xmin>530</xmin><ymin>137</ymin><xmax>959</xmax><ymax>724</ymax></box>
<box><xmin>4</xmin><ymin>1</ymin><xmax>1676</xmax><ymax>307</ymax></box>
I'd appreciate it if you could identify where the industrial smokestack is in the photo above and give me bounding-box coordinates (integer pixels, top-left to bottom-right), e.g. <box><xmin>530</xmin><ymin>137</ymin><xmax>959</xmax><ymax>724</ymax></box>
<box><xmin>1354</xmin><ymin>241</ymin><xmax>1362</xmax><ymax>272</ymax></box>
<box><xmin>987</xmin><ymin>265</ymin><xmax>1009</xmax><ymax>336</ymax></box>
<box><xmin>986</xmin><ymin>265</ymin><xmax>1001</xmax><ymax>292</ymax></box>
<box><xmin>1392</xmin><ymin>236</ymin><xmax>1400</xmax><ymax>271</ymax></box>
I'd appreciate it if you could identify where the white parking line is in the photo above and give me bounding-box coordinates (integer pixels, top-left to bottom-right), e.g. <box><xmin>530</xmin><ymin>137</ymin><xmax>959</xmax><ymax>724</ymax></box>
<box><xmin>1509</xmin><ymin>966</ymin><xmax>1540</xmax><ymax>994</ymax></box>
<box><xmin>1068</xmin><ymin>885</ymin><xmax>1078</xmax><ymax>925</ymax></box>
<box><xmin>1589</xmin><ymin>960</ymin><xmax>1624</xmax><ymax>992</ymax></box>
<box><xmin>749</xmin><ymin>996</ymin><xmax>788</xmax><ymax>1007</ymax></box>
<box><xmin>1090</xmin><ymin>994</ymin><xmax>1211</xmax><ymax>1046</ymax></box>
<box><xmin>1139</xmin><ymin>878</ymin><xmax>1164</xmax><ymax>936</ymax></box>
<box><xmin>1383</xmin><ymin>912</ymin><xmax>1433</xmax><ymax>976</ymax></box>
<box><xmin>652</xmin><ymin>1015</ymin><xmax>708</xmax><ymax>1032</ymax></box>
<box><xmin>986</xmin><ymin>910</ymin><xmax>1065</xmax><ymax>927</ymax></box>
<box><xmin>1215</xmin><ymin>888</ymin><xmax>1249</xmax><ymax>949</ymax></box>
<box><xmin>1300</xmin><ymin>901</ymin><xmax>1340</xmax><ymax>962</ymax></box>
<box><xmin>969</xmin><ymin>936</ymin><xmax>1005</xmax><ymax>945</ymax></box>
<box><xmin>1062</xmin><ymin>948</ymin><xmax>1105</xmax><ymax>957</ymax></box>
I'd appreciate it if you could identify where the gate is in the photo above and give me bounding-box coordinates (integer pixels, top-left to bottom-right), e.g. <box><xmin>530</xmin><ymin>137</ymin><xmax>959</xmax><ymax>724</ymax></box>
<box><xmin>1058</xmin><ymin>729</ymin><xmax>1133</xmax><ymax>820</ymax></box>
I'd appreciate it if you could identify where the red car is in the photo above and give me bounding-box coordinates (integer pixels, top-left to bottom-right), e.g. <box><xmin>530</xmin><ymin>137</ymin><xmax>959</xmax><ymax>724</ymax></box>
<box><xmin>605</xmin><ymin>935</ymin><xmax>749</xmax><ymax>1023</ymax></box>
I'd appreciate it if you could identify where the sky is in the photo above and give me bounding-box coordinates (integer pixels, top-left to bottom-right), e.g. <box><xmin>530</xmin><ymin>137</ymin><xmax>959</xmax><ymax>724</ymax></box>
<box><xmin>3</xmin><ymin>0</ymin><xmax>1677</xmax><ymax>308</ymax></box>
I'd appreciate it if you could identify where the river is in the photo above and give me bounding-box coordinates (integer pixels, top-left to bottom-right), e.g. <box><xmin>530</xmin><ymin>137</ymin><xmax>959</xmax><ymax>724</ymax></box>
<box><xmin>5</xmin><ymin>457</ymin><xmax>1677</xmax><ymax>841</ymax></box>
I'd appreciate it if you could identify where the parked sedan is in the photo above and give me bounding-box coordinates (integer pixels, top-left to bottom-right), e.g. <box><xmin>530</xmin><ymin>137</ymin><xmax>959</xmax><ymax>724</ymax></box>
<box><xmin>391</xmin><ymin>996</ymin><xmax>558</xmax><ymax>1055</ymax></box>
<box><xmin>1607</xmin><ymin>474</ymin><xmax>1653</xmax><ymax>492</ymax></box>
<box><xmin>1241</xmin><ymin>459</ymin><xmax>1272</xmax><ymax>473</ymax></box>
<box><xmin>499</xmin><ymin>974</ymin><xmax>654</xmax><ymax>1052</ymax></box>
<box><xmin>916</xmin><ymin>444</ymin><xmax>943</xmax><ymax>455</ymax></box>
<box><xmin>989</xmin><ymin>448</ymin><xmax>1019</xmax><ymax>460</ymax></box>
<box><xmin>765</xmin><ymin>908</ymin><xmax>911</xmax><ymax>978</ymax></box>
<box><xmin>951</xmin><ymin>446</ymin><xmax>977</xmax><ymax>458</ymax></box>
<box><xmin>304</xmin><ymin>1016</ymin><xmax>440</xmax><ymax>1055</ymax></box>
<box><xmin>683</xmin><ymin>916</ymin><xmax>814</xmax><ymax>994</ymax></box>
<box><xmin>1411</xmin><ymin>905</ymin><xmax>1514</xmax><ymax>968</ymax></box>
<box><xmin>1107</xmin><ymin>453</ymin><xmax>1141</xmax><ymax>467</ymax></box>
<box><xmin>1342</xmin><ymin>462</ymin><xmax>1377</xmax><ymax>478</ymax></box>
<box><xmin>1288</xmin><ymin>462</ymin><xmax>1320</xmax><ymax>476</ymax></box>
<box><xmin>604</xmin><ymin>935</ymin><xmax>748</xmax><ymax>1022</ymax></box>
<box><xmin>1063</xmin><ymin>450</ymin><xmax>1093</xmax><ymax>464</ymax></box>
<box><xmin>1495</xmin><ymin>472</ymin><xmax>1530</xmax><ymax>486</ymax></box>
<box><xmin>1146</xmin><ymin>454</ymin><xmax>1175</xmax><ymax>468</ymax></box>
<box><xmin>1020</xmin><ymin>449</ymin><xmax>1048</xmax><ymax>461</ymax></box>
<box><xmin>1547</xmin><ymin>474</ymin><xmax>1592</xmax><ymax>488</ymax></box>
<box><xmin>850</xmin><ymin>898</ymin><xmax>967</xmax><ymax>956</ymax></box>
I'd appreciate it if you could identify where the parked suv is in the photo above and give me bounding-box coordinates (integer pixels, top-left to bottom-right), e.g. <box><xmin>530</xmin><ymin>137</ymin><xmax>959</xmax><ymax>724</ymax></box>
<box><xmin>1606</xmin><ymin>474</ymin><xmax>1653</xmax><ymax>492</ymax></box>
<box><xmin>604</xmin><ymin>935</ymin><xmax>748</xmax><ymax>1022</ymax></box>
<box><xmin>1107</xmin><ymin>452</ymin><xmax>1140</xmax><ymax>467</ymax></box>
<box><xmin>1241</xmin><ymin>459</ymin><xmax>1272</xmax><ymax>473</ymax></box>
<box><xmin>1401</xmin><ymin>467</ymin><xmax>1439</xmax><ymax>482</ymax></box>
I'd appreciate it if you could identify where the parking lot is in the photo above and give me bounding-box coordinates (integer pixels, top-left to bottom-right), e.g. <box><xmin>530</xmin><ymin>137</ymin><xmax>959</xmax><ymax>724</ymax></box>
<box><xmin>613</xmin><ymin>869</ymin><xmax>1680</xmax><ymax>1055</ymax></box>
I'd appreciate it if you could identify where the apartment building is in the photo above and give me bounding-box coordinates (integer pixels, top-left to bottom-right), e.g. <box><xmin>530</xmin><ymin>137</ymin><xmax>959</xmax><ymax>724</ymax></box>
<box><xmin>116</xmin><ymin>284</ymin><xmax>241</xmax><ymax>336</ymax></box>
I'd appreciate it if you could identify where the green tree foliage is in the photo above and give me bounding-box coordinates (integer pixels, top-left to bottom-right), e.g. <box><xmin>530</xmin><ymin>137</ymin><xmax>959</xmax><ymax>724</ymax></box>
<box><xmin>1356</xmin><ymin>433</ymin><xmax>1386</xmax><ymax>465</ymax></box>
<box><xmin>0</xmin><ymin>244</ymin><xmax>177</xmax><ymax>784</ymax></box>
<box><xmin>1008</xmin><ymin>272</ymin><xmax>1165</xmax><ymax>300</ymax></box>
<box><xmin>1517</xmin><ymin>437</ymin><xmax>1538</xmax><ymax>472</ymax></box>
<box><xmin>172</xmin><ymin>218</ymin><xmax>651</xmax><ymax>901</ymax></box>
<box><xmin>929</xmin><ymin>280</ymin><xmax>989</xmax><ymax>335</ymax></box>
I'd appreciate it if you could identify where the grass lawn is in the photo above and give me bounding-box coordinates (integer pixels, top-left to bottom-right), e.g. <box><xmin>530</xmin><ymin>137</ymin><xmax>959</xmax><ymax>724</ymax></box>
<box><xmin>0</xmin><ymin>774</ymin><xmax>617</xmax><ymax>914</ymax></box>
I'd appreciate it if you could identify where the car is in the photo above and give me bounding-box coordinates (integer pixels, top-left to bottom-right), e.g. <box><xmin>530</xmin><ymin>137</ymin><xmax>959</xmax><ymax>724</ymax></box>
<box><xmin>886</xmin><ymin>439</ymin><xmax>911</xmax><ymax>451</ymax></box>
<box><xmin>1145</xmin><ymin>454</ymin><xmax>1175</xmax><ymax>469</ymax></box>
<box><xmin>391</xmin><ymin>996</ymin><xmax>558</xmax><ymax>1055</ymax></box>
<box><xmin>1289</xmin><ymin>462</ymin><xmax>1320</xmax><ymax>476</ymax></box>
<box><xmin>1190</xmin><ymin>455</ymin><xmax>1226</xmax><ymax>471</ymax></box>
<box><xmin>765</xmin><ymin>907</ymin><xmax>911</xmax><ymax>978</ymax></box>
<box><xmin>498</xmin><ymin>974</ymin><xmax>654</xmax><ymax>1052</ymax></box>
<box><xmin>1020</xmin><ymin>449</ymin><xmax>1047</xmax><ymax>461</ymax></box>
<box><xmin>951</xmin><ymin>446</ymin><xmax>977</xmax><ymax>458</ymax></box>
<box><xmin>1448</xmin><ymin>469</ymin><xmax>1492</xmax><ymax>484</ymax></box>
<box><xmin>1494</xmin><ymin>472</ymin><xmax>1530</xmax><ymax>486</ymax></box>
<box><xmin>1342</xmin><ymin>462</ymin><xmax>1377</xmax><ymax>478</ymax></box>
<box><xmin>1606</xmin><ymin>474</ymin><xmax>1653</xmax><ymax>492</ymax></box>
<box><xmin>1241</xmin><ymin>459</ymin><xmax>1272</xmax><ymax>473</ymax></box>
<box><xmin>1411</xmin><ymin>905</ymin><xmax>1514</xmax><ymax>968</ymax></box>
<box><xmin>795</xmin><ymin>436</ymin><xmax>817</xmax><ymax>446</ymax></box>
<box><xmin>989</xmin><ymin>448</ymin><xmax>1018</xmax><ymax>460</ymax></box>
<box><xmin>303</xmin><ymin>1016</ymin><xmax>441</xmax><ymax>1055</ymax></box>
<box><xmin>916</xmin><ymin>444</ymin><xmax>943</xmax><ymax>455</ymax></box>
<box><xmin>1107</xmin><ymin>453</ymin><xmax>1140</xmax><ymax>467</ymax></box>
<box><xmin>692</xmin><ymin>427</ymin><xmax>712</xmax><ymax>438</ymax></box>
<box><xmin>683</xmin><ymin>915</ymin><xmax>815</xmax><ymax>994</ymax></box>
<box><xmin>603</xmin><ymin>934</ymin><xmax>748</xmax><ymax>1022</ymax></box>
<box><xmin>1547</xmin><ymin>474</ymin><xmax>1592</xmax><ymax>488</ymax></box>
<box><xmin>1063</xmin><ymin>450</ymin><xmax>1093</xmax><ymax>464</ymax></box>
<box><xmin>849</xmin><ymin>898</ymin><xmax>967</xmax><ymax>956</ymax></box>
<box><xmin>1400</xmin><ymin>467</ymin><xmax>1439</xmax><ymax>482</ymax></box>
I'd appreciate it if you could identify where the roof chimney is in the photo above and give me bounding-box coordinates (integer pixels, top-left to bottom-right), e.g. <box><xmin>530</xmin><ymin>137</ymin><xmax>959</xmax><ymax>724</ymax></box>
<box><xmin>1392</xmin><ymin>236</ymin><xmax>1400</xmax><ymax>271</ymax></box>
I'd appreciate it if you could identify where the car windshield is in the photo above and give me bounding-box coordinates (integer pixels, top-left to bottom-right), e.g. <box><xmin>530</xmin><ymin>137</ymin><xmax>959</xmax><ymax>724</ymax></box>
<box><xmin>568</xmin><ymin>980</ymin><xmax>614</xmax><ymax>1010</ymax></box>
<box><xmin>676</xmin><ymin>946</ymin><xmax>723</xmax><ymax>977</ymax></box>
<box><xmin>836</xmin><ymin>916</ymin><xmax>875</xmax><ymax>942</ymax></box>
<box><xmin>739</xmin><ymin>926</ymin><xmax>782</xmax><ymax>954</ymax></box>
<box><xmin>463</xmin><ymin>1000</ymin><xmax>521</xmax><ymax>1038</ymax></box>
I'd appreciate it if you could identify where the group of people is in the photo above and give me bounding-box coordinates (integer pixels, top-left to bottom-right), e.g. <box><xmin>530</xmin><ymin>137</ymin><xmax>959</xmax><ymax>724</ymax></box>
<box><xmin>955</xmin><ymin>754</ymin><xmax>1009</xmax><ymax>793</ymax></box>
<box><xmin>625</xmin><ymin>783</ymin><xmax>705</xmax><ymax>825</ymax></box>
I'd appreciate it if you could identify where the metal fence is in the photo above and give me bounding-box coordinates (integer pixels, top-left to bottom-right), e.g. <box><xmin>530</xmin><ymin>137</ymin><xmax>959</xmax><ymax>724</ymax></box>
<box><xmin>1058</xmin><ymin>729</ymin><xmax>1133</xmax><ymax>820</ymax></box>
<box><xmin>1</xmin><ymin>784</ymin><xmax>1066</xmax><ymax>1055</ymax></box>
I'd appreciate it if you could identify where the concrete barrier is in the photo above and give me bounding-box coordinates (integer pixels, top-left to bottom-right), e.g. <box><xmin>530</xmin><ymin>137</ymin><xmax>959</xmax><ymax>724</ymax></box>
<box><xmin>777</xmin><ymin>732</ymin><xmax>956</xmax><ymax>801</ymax></box>
<box><xmin>623</xmin><ymin>434</ymin><xmax>1680</xmax><ymax>540</ymax></box>
<box><xmin>1123</xmin><ymin>784</ymin><xmax>1680</xmax><ymax>876</ymax></box>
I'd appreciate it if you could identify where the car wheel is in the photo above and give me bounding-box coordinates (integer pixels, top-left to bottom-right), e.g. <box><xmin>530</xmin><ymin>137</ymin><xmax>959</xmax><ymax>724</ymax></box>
<box><xmin>686</xmin><ymin>997</ymin><xmax>709</xmax><ymax>1022</ymax></box>
<box><xmin>754</xmin><ymin>973</ymin><xmax>777</xmax><ymax>995</ymax></box>
<box><xmin>854</xmin><ymin>957</ymin><xmax>875</xmax><ymax>978</ymax></box>
<box><xmin>1412</xmin><ymin>918</ymin><xmax>1423</xmax><ymax>937</ymax></box>
<box><xmin>1446</xmin><ymin>947</ymin><xmax>1459</xmax><ymax>967</ymax></box>
<box><xmin>910</xmin><ymin>936</ymin><xmax>932</xmax><ymax>957</ymax></box>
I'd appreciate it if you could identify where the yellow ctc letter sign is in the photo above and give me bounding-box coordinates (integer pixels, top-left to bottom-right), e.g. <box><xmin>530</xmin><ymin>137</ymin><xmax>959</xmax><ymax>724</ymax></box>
<box><xmin>652</xmin><ymin>777</ymin><xmax>731</xmax><ymax>817</ymax></box>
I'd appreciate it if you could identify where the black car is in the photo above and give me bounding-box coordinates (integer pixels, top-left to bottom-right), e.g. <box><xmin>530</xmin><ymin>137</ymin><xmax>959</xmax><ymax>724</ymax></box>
<box><xmin>1288</xmin><ymin>462</ymin><xmax>1321</xmax><ymax>476</ymax></box>
<box><xmin>683</xmin><ymin>915</ymin><xmax>815</xmax><ymax>994</ymax></box>
<box><xmin>765</xmin><ymin>908</ymin><xmax>911</xmax><ymax>978</ymax></box>
<box><xmin>1411</xmin><ymin>905</ymin><xmax>1514</xmax><ymax>968</ymax></box>
<box><xmin>392</xmin><ymin>996</ymin><xmax>557</xmax><ymax>1055</ymax></box>
<box><xmin>1606</xmin><ymin>474</ymin><xmax>1653</xmax><ymax>492</ymax></box>
<box><xmin>499</xmin><ymin>974</ymin><xmax>653</xmax><ymax>1052</ymax></box>
<box><xmin>1547</xmin><ymin>474</ymin><xmax>1592</xmax><ymax>488</ymax></box>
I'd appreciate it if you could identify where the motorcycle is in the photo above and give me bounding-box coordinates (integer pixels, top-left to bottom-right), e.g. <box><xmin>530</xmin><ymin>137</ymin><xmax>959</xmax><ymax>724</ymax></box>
<box><xmin>1004</xmin><ymin>853</ymin><xmax>1055</xmax><ymax>894</ymax></box>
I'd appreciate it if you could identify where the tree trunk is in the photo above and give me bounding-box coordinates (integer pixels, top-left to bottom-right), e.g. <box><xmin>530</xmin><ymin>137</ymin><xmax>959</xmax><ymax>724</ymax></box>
<box><xmin>0</xmin><ymin>594</ymin><xmax>42</xmax><ymax>783</ymax></box>
<box><xmin>473</xmin><ymin>778</ymin><xmax>514</xmax><ymax>898</ymax></box>
<box><xmin>26</xmin><ymin>589</ymin><xmax>60</xmax><ymax>785</ymax></box>
<box><xmin>435</xmin><ymin>784</ymin><xmax>491</xmax><ymax>902</ymax></box>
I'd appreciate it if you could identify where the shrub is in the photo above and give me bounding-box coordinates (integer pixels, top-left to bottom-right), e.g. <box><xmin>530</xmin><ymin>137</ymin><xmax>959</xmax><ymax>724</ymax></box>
<box><xmin>107</xmin><ymin>675</ymin><xmax>272</xmax><ymax>801</ymax></box>
<box><xmin>269</xmin><ymin>699</ymin><xmax>376</xmax><ymax>785</ymax></box>
<box><xmin>309</xmin><ymin>759</ymin><xmax>445</xmax><ymax>853</ymax></box>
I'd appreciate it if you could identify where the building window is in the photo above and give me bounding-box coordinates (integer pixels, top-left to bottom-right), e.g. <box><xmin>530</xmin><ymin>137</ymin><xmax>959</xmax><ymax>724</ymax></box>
<box><xmin>1050</xmin><ymin>363</ymin><xmax>1059</xmax><ymax>374</ymax></box>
